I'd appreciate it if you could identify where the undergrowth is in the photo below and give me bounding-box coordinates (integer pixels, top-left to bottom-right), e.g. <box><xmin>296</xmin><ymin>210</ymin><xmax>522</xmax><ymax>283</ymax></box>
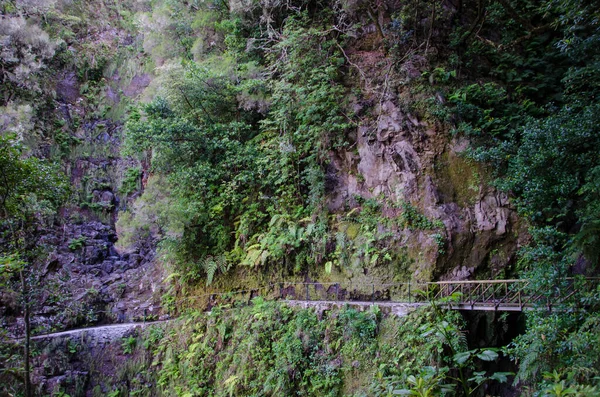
<box><xmin>99</xmin><ymin>301</ymin><xmax>509</xmax><ymax>397</ymax></box>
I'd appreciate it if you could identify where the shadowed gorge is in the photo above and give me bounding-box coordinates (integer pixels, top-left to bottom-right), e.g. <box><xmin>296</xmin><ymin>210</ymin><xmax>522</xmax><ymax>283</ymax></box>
<box><xmin>1</xmin><ymin>0</ymin><xmax>599</xmax><ymax>395</ymax></box>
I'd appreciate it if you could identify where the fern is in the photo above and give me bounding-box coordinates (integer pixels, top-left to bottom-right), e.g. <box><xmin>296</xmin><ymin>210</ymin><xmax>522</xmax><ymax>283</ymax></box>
<box><xmin>202</xmin><ymin>257</ymin><xmax>218</xmax><ymax>286</ymax></box>
<box><xmin>201</xmin><ymin>255</ymin><xmax>230</xmax><ymax>286</ymax></box>
<box><xmin>335</xmin><ymin>231</ymin><xmax>350</xmax><ymax>267</ymax></box>
<box><xmin>242</xmin><ymin>243</ymin><xmax>269</xmax><ymax>267</ymax></box>
<box><xmin>224</xmin><ymin>375</ymin><xmax>240</xmax><ymax>397</ymax></box>
<box><xmin>574</xmin><ymin>219</ymin><xmax>600</xmax><ymax>263</ymax></box>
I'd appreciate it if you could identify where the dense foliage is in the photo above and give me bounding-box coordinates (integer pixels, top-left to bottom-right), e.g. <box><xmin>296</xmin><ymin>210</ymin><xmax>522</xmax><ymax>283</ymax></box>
<box><xmin>0</xmin><ymin>135</ymin><xmax>68</xmax><ymax>396</ymax></box>
<box><xmin>431</xmin><ymin>0</ymin><xmax>600</xmax><ymax>390</ymax></box>
<box><xmin>121</xmin><ymin>5</ymin><xmax>354</xmax><ymax>279</ymax></box>
<box><xmin>1</xmin><ymin>0</ymin><xmax>600</xmax><ymax>395</ymax></box>
<box><xmin>95</xmin><ymin>302</ymin><xmax>508</xmax><ymax>397</ymax></box>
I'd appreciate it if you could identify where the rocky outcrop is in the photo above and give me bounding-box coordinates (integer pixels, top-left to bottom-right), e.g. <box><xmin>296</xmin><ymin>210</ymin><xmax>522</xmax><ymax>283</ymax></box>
<box><xmin>23</xmin><ymin>29</ymin><xmax>165</xmax><ymax>333</ymax></box>
<box><xmin>33</xmin><ymin>219</ymin><xmax>164</xmax><ymax>333</ymax></box>
<box><xmin>31</xmin><ymin>322</ymin><xmax>164</xmax><ymax>395</ymax></box>
<box><xmin>328</xmin><ymin>80</ymin><xmax>521</xmax><ymax>283</ymax></box>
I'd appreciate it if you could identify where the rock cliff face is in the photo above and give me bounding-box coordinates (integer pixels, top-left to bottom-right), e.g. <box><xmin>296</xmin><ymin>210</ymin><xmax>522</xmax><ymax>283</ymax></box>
<box><xmin>27</xmin><ymin>89</ymin><xmax>166</xmax><ymax>333</ymax></box>
<box><xmin>325</xmin><ymin>49</ymin><xmax>522</xmax><ymax>286</ymax></box>
<box><xmin>1</xmin><ymin>13</ymin><xmax>165</xmax><ymax>336</ymax></box>
<box><xmin>0</xmin><ymin>3</ymin><xmax>536</xmax><ymax>395</ymax></box>
<box><xmin>37</xmin><ymin>219</ymin><xmax>164</xmax><ymax>330</ymax></box>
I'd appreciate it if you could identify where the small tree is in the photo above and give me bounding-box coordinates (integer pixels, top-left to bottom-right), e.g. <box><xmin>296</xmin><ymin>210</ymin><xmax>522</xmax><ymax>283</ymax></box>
<box><xmin>0</xmin><ymin>16</ymin><xmax>56</xmax><ymax>104</ymax></box>
<box><xmin>0</xmin><ymin>135</ymin><xmax>67</xmax><ymax>396</ymax></box>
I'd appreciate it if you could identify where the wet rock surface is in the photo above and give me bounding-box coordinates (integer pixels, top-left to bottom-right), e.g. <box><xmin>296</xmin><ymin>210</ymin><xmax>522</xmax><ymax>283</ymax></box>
<box><xmin>3</xmin><ymin>107</ymin><xmax>163</xmax><ymax>338</ymax></box>
<box><xmin>328</xmin><ymin>88</ymin><xmax>521</xmax><ymax>283</ymax></box>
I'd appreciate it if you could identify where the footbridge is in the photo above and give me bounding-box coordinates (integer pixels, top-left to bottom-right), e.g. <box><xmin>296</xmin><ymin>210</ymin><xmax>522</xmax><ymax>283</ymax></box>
<box><xmin>187</xmin><ymin>277</ymin><xmax>599</xmax><ymax>313</ymax></box>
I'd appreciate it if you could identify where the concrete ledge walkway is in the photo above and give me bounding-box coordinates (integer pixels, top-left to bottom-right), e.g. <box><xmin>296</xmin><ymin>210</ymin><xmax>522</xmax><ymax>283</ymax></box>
<box><xmin>29</xmin><ymin>321</ymin><xmax>168</xmax><ymax>343</ymax></box>
<box><xmin>283</xmin><ymin>300</ymin><xmax>427</xmax><ymax>316</ymax></box>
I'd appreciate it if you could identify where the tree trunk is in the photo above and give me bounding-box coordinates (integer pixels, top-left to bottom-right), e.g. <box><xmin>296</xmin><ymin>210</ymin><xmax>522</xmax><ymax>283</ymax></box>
<box><xmin>367</xmin><ymin>6</ymin><xmax>384</xmax><ymax>40</ymax></box>
<box><xmin>20</xmin><ymin>270</ymin><xmax>32</xmax><ymax>397</ymax></box>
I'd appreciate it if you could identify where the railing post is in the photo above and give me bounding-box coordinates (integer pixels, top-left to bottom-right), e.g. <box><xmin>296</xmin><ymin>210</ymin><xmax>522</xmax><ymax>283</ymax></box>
<box><xmin>408</xmin><ymin>281</ymin><xmax>411</xmax><ymax>303</ymax></box>
<box><xmin>336</xmin><ymin>283</ymin><xmax>340</xmax><ymax>301</ymax></box>
<box><xmin>470</xmin><ymin>285</ymin><xmax>474</xmax><ymax>310</ymax></box>
<box><xmin>306</xmin><ymin>284</ymin><xmax>310</xmax><ymax>301</ymax></box>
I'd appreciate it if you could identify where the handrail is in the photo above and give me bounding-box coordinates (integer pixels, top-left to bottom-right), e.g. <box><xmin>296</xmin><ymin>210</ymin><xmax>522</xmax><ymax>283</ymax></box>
<box><xmin>430</xmin><ymin>279</ymin><xmax>527</xmax><ymax>285</ymax></box>
<box><xmin>171</xmin><ymin>277</ymin><xmax>599</xmax><ymax>313</ymax></box>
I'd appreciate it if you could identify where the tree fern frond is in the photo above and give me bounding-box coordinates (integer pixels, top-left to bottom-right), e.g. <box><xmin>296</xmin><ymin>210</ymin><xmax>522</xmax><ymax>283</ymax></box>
<box><xmin>201</xmin><ymin>255</ymin><xmax>231</xmax><ymax>286</ymax></box>
<box><xmin>202</xmin><ymin>256</ymin><xmax>218</xmax><ymax>286</ymax></box>
<box><xmin>457</xmin><ymin>331</ymin><xmax>469</xmax><ymax>352</ymax></box>
<box><xmin>215</xmin><ymin>254</ymin><xmax>227</xmax><ymax>273</ymax></box>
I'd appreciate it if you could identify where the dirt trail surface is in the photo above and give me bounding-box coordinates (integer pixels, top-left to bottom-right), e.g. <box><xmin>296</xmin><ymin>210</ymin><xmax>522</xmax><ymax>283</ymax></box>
<box><xmin>30</xmin><ymin>321</ymin><xmax>168</xmax><ymax>342</ymax></box>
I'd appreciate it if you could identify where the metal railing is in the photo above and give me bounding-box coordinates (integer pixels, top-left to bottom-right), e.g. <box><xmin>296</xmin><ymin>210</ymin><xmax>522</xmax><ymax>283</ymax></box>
<box><xmin>429</xmin><ymin>278</ymin><xmax>600</xmax><ymax>311</ymax></box>
<box><xmin>176</xmin><ymin>277</ymin><xmax>599</xmax><ymax>313</ymax></box>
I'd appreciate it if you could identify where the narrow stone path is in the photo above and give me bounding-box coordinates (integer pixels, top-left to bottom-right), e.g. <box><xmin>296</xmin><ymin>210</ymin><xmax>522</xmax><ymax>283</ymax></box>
<box><xmin>26</xmin><ymin>302</ymin><xmax>403</xmax><ymax>342</ymax></box>
<box><xmin>30</xmin><ymin>275</ymin><xmax>591</xmax><ymax>342</ymax></box>
<box><xmin>284</xmin><ymin>300</ymin><xmax>426</xmax><ymax>316</ymax></box>
<box><xmin>30</xmin><ymin>321</ymin><xmax>168</xmax><ymax>342</ymax></box>
<box><xmin>28</xmin><ymin>301</ymin><xmax>423</xmax><ymax>342</ymax></box>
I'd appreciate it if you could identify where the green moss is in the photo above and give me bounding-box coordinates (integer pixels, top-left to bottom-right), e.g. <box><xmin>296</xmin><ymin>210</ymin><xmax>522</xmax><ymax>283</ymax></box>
<box><xmin>342</xmin><ymin>222</ymin><xmax>361</xmax><ymax>240</ymax></box>
<box><xmin>435</xmin><ymin>150</ymin><xmax>483</xmax><ymax>207</ymax></box>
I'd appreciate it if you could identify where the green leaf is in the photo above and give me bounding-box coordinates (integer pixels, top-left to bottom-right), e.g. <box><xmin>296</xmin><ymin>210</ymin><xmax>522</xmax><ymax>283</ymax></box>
<box><xmin>476</xmin><ymin>349</ymin><xmax>499</xmax><ymax>362</ymax></box>
<box><xmin>489</xmin><ymin>372</ymin><xmax>513</xmax><ymax>383</ymax></box>
<box><xmin>468</xmin><ymin>371</ymin><xmax>487</xmax><ymax>385</ymax></box>
<box><xmin>370</xmin><ymin>253</ymin><xmax>379</xmax><ymax>265</ymax></box>
<box><xmin>453</xmin><ymin>351</ymin><xmax>473</xmax><ymax>365</ymax></box>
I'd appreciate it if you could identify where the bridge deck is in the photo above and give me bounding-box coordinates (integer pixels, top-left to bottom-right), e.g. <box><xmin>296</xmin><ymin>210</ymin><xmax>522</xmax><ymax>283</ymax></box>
<box><xmin>187</xmin><ymin>278</ymin><xmax>599</xmax><ymax>313</ymax></box>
